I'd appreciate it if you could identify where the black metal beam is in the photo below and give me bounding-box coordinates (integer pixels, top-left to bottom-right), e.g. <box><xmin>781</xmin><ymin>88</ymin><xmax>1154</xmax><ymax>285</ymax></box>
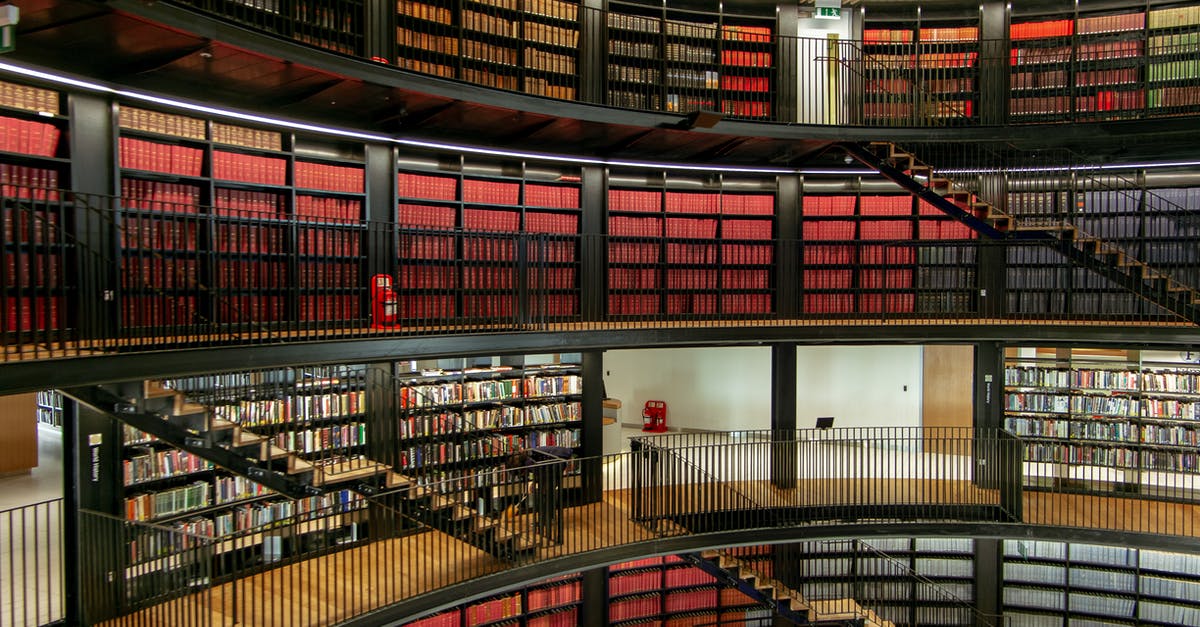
<box><xmin>840</xmin><ymin>142</ymin><xmax>1007</xmax><ymax>240</ymax></box>
<box><xmin>7</xmin><ymin>323</ymin><xmax>1200</xmax><ymax>395</ymax></box>
<box><xmin>338</xmin><ymin>521</ymin><xmax>1200</xmax><ymax>627</ymax></box>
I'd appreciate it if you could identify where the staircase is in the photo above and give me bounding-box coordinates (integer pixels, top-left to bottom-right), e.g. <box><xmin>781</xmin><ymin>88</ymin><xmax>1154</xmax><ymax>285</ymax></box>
<box><xmin>842</xmin><ymin>141</ymin><xmax>1200</xmax><ymax>324</ymax></box>
<box><xmin>683</xmin><ymin>550</ymin><xmax>894</xmax><ymax>627</ymax></box>
<box><xmin>63</xmin><ymin>380</ymin><xmax>540</xmax><ymax>561</ymax></box>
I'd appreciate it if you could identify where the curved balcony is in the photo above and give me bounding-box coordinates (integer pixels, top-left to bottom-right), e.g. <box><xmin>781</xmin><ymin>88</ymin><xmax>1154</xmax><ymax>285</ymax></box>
<box><xmin>43</xmin><ymin>427</ymin><xmax>1200</xmax><ymax>626</ymax></box>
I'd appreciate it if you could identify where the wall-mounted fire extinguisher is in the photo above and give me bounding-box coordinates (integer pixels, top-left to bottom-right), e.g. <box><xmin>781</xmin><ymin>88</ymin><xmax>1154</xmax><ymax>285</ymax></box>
<box><xmin>370</xmin><ymin>274</ymin><xmax>399</xmax><ymax>329</ymax></box>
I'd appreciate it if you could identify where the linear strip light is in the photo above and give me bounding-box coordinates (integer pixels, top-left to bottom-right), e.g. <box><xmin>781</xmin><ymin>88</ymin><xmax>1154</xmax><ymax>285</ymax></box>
<box><xmin>942</xmin><ymin>160</ymin><xmax>1200</xmax><ymax>175</ymax></box>
<box><xmin>4</xmin><ymin>60</ymin><xmax>1188</xmax><ymax>176</ymax></box>
<box><xmin>0</xmin><ymin>60</ymin><xmax>803</xmax><ymax>175</ymax></box>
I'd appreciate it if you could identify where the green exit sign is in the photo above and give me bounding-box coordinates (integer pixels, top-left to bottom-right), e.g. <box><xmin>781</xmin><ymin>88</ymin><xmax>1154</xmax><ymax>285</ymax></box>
<box><xmin>815</xmin><ymin>6</ymin><xmax>841</xmax><ymax>19</ymax></box>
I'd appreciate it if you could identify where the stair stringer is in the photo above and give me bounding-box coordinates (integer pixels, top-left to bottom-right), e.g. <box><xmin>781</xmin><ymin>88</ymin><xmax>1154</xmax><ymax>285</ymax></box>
<box><xmin>841</xmin><ymin>141</ymin><xmax>1200</xmax><ymax>324</ymax></box>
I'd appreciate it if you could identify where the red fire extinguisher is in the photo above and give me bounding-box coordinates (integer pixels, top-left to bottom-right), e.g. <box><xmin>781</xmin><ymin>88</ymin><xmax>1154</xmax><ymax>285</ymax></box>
<box><xmin>642</xmin><ymin>400</ymin><xmax>667</xmax><ymax>433</ymax></box>
<box><xmin>370</xmin><ymin>274</ymin><xmax>399</xmax><ymax>329</ymax></box>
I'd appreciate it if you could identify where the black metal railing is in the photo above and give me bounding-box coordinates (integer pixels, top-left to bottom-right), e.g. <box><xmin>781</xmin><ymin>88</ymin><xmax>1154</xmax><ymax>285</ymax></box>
<box><xmin>1</xmin><ymin>499</ymin><xmax>64</xmax><ymax>627</ymax></box>
<box><xmin>14</xmin><ymin>427</ymin><xmax>1200</xmax><ymax>625</ymax></box>
<box><xmin>7</xmin><ymin>182</ymin><xmax>1200</xmax><ymax>366</ymax></box>
<box><xmin>160</xmin><ymin>1</ymin><xmax>1200</xmax><ymax>127</ymax></box>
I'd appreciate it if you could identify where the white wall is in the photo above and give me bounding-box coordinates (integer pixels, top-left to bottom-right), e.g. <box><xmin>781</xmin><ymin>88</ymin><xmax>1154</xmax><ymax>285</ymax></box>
<box><xmin>794</xmin><ymin>8</ymin><xmax>859</xmax><ymax>125</ymax></box>
<box><xmin>602</xmin><ymin>345</ymin><xmax>923</xmax><ymax>432</ymax></box>
<box><xmin>796</xmin><ymin>346</ymin><xmax>922</xmax><ymax>429</ymax></box>
<box><xmin>602</xmin><ymin>347</ymin><xmax>771</xmax><ymax>432</ymax></box>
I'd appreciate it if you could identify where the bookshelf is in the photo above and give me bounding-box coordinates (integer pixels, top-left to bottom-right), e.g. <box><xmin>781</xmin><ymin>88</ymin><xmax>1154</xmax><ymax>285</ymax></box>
<box><xmin>861</xmin><ymin>19</ymin><xmax>980</xmax><ymax>125</ymax></box>
<box><xmin>1148</xmin><ymin>5</ymin><xmax>1200</xmax><ymax>115</ymax></box>
<box><xmin>787</xmin><ymin>537</ymin><xmax>976</xmax><ymax>626</ymax></box>
<box><xmin>407</xmin><ymin>574</ymin><xmax>581</xmax><ymax>626</ymax></box>
<box><xmin>606</xmin><ymin>173</ymin><xmax>776</xmax><ymax>318</ymax></box>
<box><xmin>0</xmin><ymin>79</ymin><xmax>70</xmax><ymax>337</ymax></box>
<box><xmin>115</xmin><ymin>104</ymin><xmax>368</xmax><ymax>331</ymax></box>
<box><xmin>1004</xmin><ymin>540</ymin><xmax>1200</xmax><ymax>626</ymax></box>
<box><xmin>395</xmin><ymin>0</ymin><xmax>581</xmax><ymax>100</ymax></box>
<box><xmin>1004</xmin><ymin>347</ymin><xmax>1200</xmax><ymax>498</ymax></box>
<box><xmin>604</xmin><ymin>1</ymin><xmax>775</xmax><ymax>120</ymax></box>
<box><xmin>36</xmin><ymin>389</ymin><xmax>63</xmax><ymax>429</ymax></box>
<box><xmin>395</xmin><ymin>154</ymin><xmax>582</xmax><ymax>323</ymax></box>
<box><xmin>607</xmin><ymin>555</ymin><xmax>764</xmax><ymax>626</ymax></box>
<box><xmin>390</xmin><ymin>353</ymin><xmax>583</xmax><ymax>515</ymax></box>
<box><xmin>114</xmin><ymin>365</ymin><xmax>374</xmax><ymax>562</ymax></box>
<box><xmin>798</xmin><ymin>189</ymin><xmax>978</xmax><ymax>316</ymax></box>
<box><xmin>1008</xmin><ymin>6</ymin><xmax>1156</xmax><ymax>121</ymax></box>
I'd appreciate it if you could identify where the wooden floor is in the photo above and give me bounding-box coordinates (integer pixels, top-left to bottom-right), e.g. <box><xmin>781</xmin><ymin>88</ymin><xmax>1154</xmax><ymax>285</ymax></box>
<box><xmin>101</xmin><ymin>481</ymin><xmax>1200</xmax><ymax>627</ymax></box>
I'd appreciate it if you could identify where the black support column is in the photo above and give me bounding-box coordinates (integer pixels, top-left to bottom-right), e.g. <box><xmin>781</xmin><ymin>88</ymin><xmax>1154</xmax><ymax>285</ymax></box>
<box><xmin>579</xmin><ymin>0</ymin><xmax>606</xmax><ymax>105</ymax></box>
<box><xmin>775</xmin><ymin>5</ymin><xmax>801</xmax><ymax>123</ymax></box>
<box><xmin>580</xmin><ymin>166</ymin><xmax>606</xmax><ymax>322</ymax></box>
<box><xmin>579</xmin><ymin>567</ymin><xmax>608</xmax><ymax>627</ymax></box>
<box><xmin>770</xmin><ymin>342</ymin><xmax>797</xmax><ymax>489</ymax></box>
<box><xmin>61</xmin><ymin>398</ymin><xmax>81</xmax><ymax>625</ymax></box>
<box><xmin>67</xmin><ymin>92</ymin><xmax>117</xmax><ymax>341</ymax></box>
<box><xmin>580</xmin><ymin>350</ymin><xmax>604</xmax><ymax>503</ymax></box>
<box><xmin>364</xmin><ymin>0</ymin><xmax>395</xmax><ymax>62</ymax></box>
<box><xmin>978</xmin><ymin>1</ymin><xmax>1010</xmax><ymax>125</ymax></box>
<box><xmin>775</xmin><ymin>175</ymin><xmax>801</xmax><ymax>318</ymax></box>
<box><xmin>364</xmin><ymin>142</ymin><xmax>396</xmax><ymax>281</ymax></box>
<box><xmin>974</xmin><ymin>341</ymin><xmax>1004</xmax><ymax>431</ymax></box>
<box><xmin>974</xmin><ymin>539</ymin><xmax>1004</xmax><ymax>627</ymax></box>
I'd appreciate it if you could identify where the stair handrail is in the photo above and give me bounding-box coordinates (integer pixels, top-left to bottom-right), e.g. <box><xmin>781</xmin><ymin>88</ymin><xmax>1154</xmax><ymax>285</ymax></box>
<box><xmin>628</xmin><ymin>434</ymin><xmax>763</xmax><ymax>529</ymax></box>
<box><xmin>851</xmin><ymin>539</ymin><xmax>1000</xmax><ymax>627</ymax></box>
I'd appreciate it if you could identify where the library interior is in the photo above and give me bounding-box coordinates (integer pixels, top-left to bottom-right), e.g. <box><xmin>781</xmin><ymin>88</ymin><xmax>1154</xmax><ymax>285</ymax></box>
<box><xmin>6</xmin><ymin>0</ymin><xmax>1200</xmax><ymax>625</ymax></box>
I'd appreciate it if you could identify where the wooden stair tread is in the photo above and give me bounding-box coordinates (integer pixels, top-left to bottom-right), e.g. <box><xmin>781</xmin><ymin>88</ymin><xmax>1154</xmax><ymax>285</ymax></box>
<box><xmin>287</xmin><ymin>456</ymin><xmax>314</xmax><ymax>474</ymax></box>
<box><xmin>142</xmin><ymin>380</ymin><xmax>175</xmax><ymax>399</ymax></box>
<box><xmin>313</xmin><ymin>461</ymin><xmax>386</xmax><ymax>485</ymax></box>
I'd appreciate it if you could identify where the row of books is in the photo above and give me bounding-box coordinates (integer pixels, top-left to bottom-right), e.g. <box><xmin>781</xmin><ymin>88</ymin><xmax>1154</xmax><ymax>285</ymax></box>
<box><xmin>125</xmin><ymin>481</ymin><xmax>211</xmax><ymax>521</ymax></box>
<box><xmin>272</xmin><ymin>422</ymin><xmax>367</xmax><ymax>454</ymax></box>
<box><xmin>0</xmin><ymin>80</ymin><xmax>58</xmax><ymax>115</ymax></box>
<box><xmin>213</xmin><ymin>260</ymin><xmax>286</xmax><ymax>287</ymax></box>
<box><xmin>300</xmin><ymin>228</ymin><xmax>363</xmax><ymax>256</ymax></box>
<box><xmin>212</xmin><ymin>390</ymin><xmax>365</xmax><ymax>427</ymax></box>
<box><xmin>866</xmin><ymin>27</ymin><xmax>980</xmax><ymax>44</ymax></box>
<box><xmin>0</xmin><ymin>165</ymin><xmax>61</xmax><ymax>199</ymax></box>
<box><xmin>397</xmin><ymin>433</ymin><xmax>525</xmax><ymax>468</ymax></box>
<box><xmin>121</xmin><ymin>179</ymin><xmax>202</xmax><ymax>214</ymax></box>
<box><xmin>212</xmin><ymin>150</ymin><xmax>287</xmax><ymax>186</ymax></box>
<box><xmin>464</xmin><ymin>179</ymin><xmax>520</xmax><ymax>205</ymax></box>
<box><xmin>213</xmin><ymin>491</ymin><xmax>364</xmax><ymax>537</ymax></box>
<box><xmin>474</xmin><ymin>401</ymin><xmax>581</xmax><ymax>428</ymax></box>
<box><xmin>119</xmin><ymin>137</ymin><xmax>204</xmax><ymax>177</ymax></box>
<box><xmin>215</xmin><ymin>475</ymin><xmax>271</xmax><ymax>504</ymax></box>
<box><xmin>294</xmin><ymin>162</ymin><xmax>364</xmax><ymax>194</ymax></box>
<box><xmin>122</xmin><ymin>220</ymin><xmax>197</xmax><ymax>251</ymax></box>
<box><xmin>119</xmin><ymin>106</ymin><xmax>206</xmax><ymax>141</ymax></box>
<box><xmin>1006</xmin><ymin>392</ymin><xmax>1135</xmax><ymax>416</ymax></box>
<box><xmin>214</xmin><ymin>188</ymin><xmax>284</xmax><ymax>217</ymax></box>
<box><xmin>212</xmin><ymin>121</ymin><xmax>283</xmax><ymax>152</ymax></box>
<box><xmin>526</xmin><ymin>49</ymin><xmax>576</xmax><ymax>78</ymax></box>
<box><xmin>5</xmin><ymin>253</ymin><xmax>61</xmax><ymax>288</ymax></box>
<box><xmin>120</xmin><ymin>296</ymin><xmax>195</xmax><ymax>327</ymax></box>
<box><xmin>0</xmin><ymin>116</ymin><xmax>61</xmax><ymax>158</ymax></box>
<box><xmin>607</xmin><ymin>293</ymin><xmax>773</xmax><ymax>315</ymax></box>
<box><xmin>300</xmin><ymin>295</ymin><xmax>359</xmax><ymax>321</ymax></box>
<box><xmin>123</xmin><ymin>449</ymin><xmax>214</xmax><ymax>486</ymax></box>
<box><xmin>1005</xmin><ymin>416</ymin><xmax>1135</xmax><ymax>442</ymax></box>
<box><xmin>298</xmin><ymin>261</ymin><xmax>360</xmax><ymax>288</ymax></box>
<box><xmin>802</xmin><ymin>293</ymin><xmax>916</xmax><ymax>314</ymax></box>
<box><xmin>527</xmin><ymin>581</ymin><xmax>580</xmax><ymax>611</ymax></box>
<box><xmin>294</xmin><ymin>196</ymin><xmax>362</xmax><ymax>222</ymax></box>
<box><xmin>128</xmin><ymin>517</ymin><xmax>213</xmax><ymax>564</ymax></box>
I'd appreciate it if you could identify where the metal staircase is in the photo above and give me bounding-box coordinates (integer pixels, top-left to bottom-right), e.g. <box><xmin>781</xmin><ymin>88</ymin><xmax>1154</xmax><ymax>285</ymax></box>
<box><xmin>842</xmin><ymin>140</ymin><xmax>1200</xmax><ymax>325</ymax></box>
<box><xmin>62</xmin><ymin>380</ymin><xmax>540</xmax><ymax>561</ymax></box>
<box><xmin>682</xmin><ymin>550</ymin><xmax>894</xmax><ymax>627</ymax></box>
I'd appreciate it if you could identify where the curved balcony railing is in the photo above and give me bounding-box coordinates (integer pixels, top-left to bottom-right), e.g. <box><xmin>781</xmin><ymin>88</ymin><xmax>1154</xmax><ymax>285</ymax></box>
<box><xmin>158</xmin><ymin>1</ymin><xmax>1200</xmax><ymax>127</ymax></box>
<box><xmin>36</xmin><ymin>427</ymin><xmax>1200</xmax><ymax>626</ymax></box>
<box><xmin>3</xmin><ymin>181</ymin><xmax>1199</xmax><ymax>370</ymax></box>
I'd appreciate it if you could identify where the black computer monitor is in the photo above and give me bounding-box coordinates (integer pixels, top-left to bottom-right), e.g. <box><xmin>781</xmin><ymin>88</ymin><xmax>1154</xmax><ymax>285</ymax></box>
<box><xmin>815</xmin><ymin>416</ymin><xmax>835</xmax><ymax>429</ymax></box>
